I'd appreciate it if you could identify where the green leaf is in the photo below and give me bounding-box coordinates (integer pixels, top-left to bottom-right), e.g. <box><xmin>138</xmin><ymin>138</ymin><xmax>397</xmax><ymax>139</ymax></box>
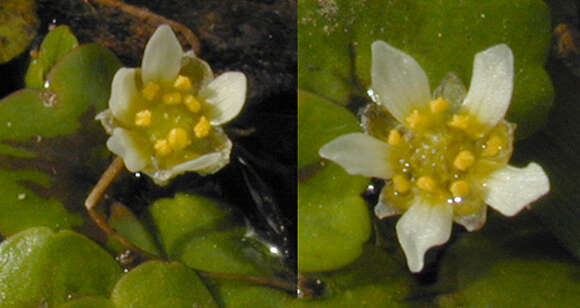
<box><xmin>0</xmin><ymin>227</ymin><xmax>123</xmax><ymax>307</ymax></box>
<box><xmin>57</xmin><ymin>297</ymin><xmax>115</xmax><ymax>308</ymax></box>
<box><xmin>111</xmin><ymin>261</ymin><xmax>218</xmax><ymax>308</ymax></box>
<box><xmin>299</xmin><ymin>0</ymin><xmax>553</xmax><ymax>138</ymax></box>
<box><xmin>0</xmin><ymin>43</ymin><xmax>121</xmax><ymax>236</ymax></box>
<box><xmin>108</xmin><ymin>203</ymin><xmax>162</xmax><ymax>257</ymax></box>
<box><xmin>298</xmin><ymin>90</ymin><xmax>371</xmax><ymax>272</ymax></box>
<box><xmin>25</xmin><ymin>25</ymin><xmax>79</xmax><ymax>89</ymax></box>
<box><xmin>434</xmin><ymin>213</ymin><xmax>580</xmax><ymax>306</ymax></box>
<box><xmin>149</xmin><ymin>193</ymin><xmax>268</xmax><ymax>275</ymax></box>
<box><xmin>0</xmin><ymin>0</ymin><xmax>39</xmax><ymax>63</ymax></box>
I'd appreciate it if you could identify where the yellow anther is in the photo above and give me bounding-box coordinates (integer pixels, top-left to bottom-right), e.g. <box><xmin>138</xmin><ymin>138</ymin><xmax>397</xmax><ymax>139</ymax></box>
<box><xmin>483</xmin><ymin>135</ymin><xmax>503</xmax><ymax>157</ymax></box>
<box><xmin>184</xmin><ymin>94</ymin><xmax>201</xmax><ymax>113</ymax></box>
<box><xmin>168</xmin><ymin>127</ymin><xmax>191</xmax><ymax>151</ymax></box>
<box><xmin>429</xmin><ymin>97</ymin><xmax>448</xmax><ymax>113</ymax></box>
<box><xmin>162</xmin><ymin>92</ymin><xmax>182</xmax><ymax>105</ymax></box>
<box><xmin>448</xmin><ymin>114</ymin><xmax>470</xmax><ymax>130</ymax></box>
<box><xmin>194</xmin><ymin>116</ymin><xmax>211</xmax><ymax>138</ymax></box>
<box><xmin>416</xmin><ymin>176</ymin><xmax>437</xmax><ymax>192</ymax></box>
<box><xmin>392</xmin><ymin>174</ymin><xmax>410</xmax><ymax>194</ymax></box>
<box><xmin>449</xmin><ymin>180</ymin><xmax>470</xmax><ymax>197</ymax></box>
<box><xmin>173</xmin><ymin>75</ymin><xmax>192</xmax><ymax>91</ymax></box>
<box><xmin>405</xmin><ymin>109</ymin><xmax>423</xmax><ymax>129</ymax></box>
<box><xmin>154</xmin><ymin>139</ymin><xmax>172</xmax><ymax>156</ymax></box>
<box><xmin>142</xmin><ymin>82</ymin><xmax>160</xmax><ymax>101</ymax></box>
<box><xmin>134</xmin><ymin>109</ymin><xmax>152</xmax><ymax>127</ymax></box>
<box><xmin>387</xmin><ymin>129</ymin><xmax>402</xmax><ymax>146</ymax></box>
<box><xmin>453</xmin><ymin>150</ymin><xmax>475</xmax><ymax>171</ymax></box>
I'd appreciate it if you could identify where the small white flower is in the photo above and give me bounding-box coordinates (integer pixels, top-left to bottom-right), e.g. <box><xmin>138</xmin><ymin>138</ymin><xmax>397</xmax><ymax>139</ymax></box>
<box><xmin>319</xmin><ymin>41</ymin><xmax>550</xmax><ymax>272</ymax></box>
<box><xmin>97</xmin><ymin>25</ymin><xmax>247</xmax><ymax>185</ymax></box>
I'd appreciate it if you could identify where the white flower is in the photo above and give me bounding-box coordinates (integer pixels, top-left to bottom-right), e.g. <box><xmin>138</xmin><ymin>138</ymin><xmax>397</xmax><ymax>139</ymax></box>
<box><xmin>319</xmin><ymin>41</ymin><xmax>550</xmax><ymax>272</ymax></box>
<box><xmin>97</xmin><ymin>25</ymin><xmax>247</xmax><ymax>185</ymax></box>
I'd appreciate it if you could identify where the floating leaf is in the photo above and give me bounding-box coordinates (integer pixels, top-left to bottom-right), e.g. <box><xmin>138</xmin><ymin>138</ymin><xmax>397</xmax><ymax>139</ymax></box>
<box><xmin>298</xmin><ymin>90</ymin><xmax>371</xmax><ymax>272</ymax></box>
<box><xmin>0</xmin><ymin>0</ymin><xmax>39</xmax><ymax>63</ymax></box>
<box><xmin>57</xmin><ymin>297</ymin><xmax>115</xmax><ymax>308</ymax></box>
<box><xmin>149</xmin><ymin>193</ymin><xmax>268</xmax><ymax>275</ymax></box>
<box><xmin>25</xmin><ymin>25</ymin><xmax>79</xmax><ymax>89</ymax></box>
<box><xmin>108</xmin><ymin>203</ymin><xmax>161</xmax><ymax>257</ymax></box>
<box><xmin>299</xmin><ymin>0</ymin><xmax>553</xmax><ymax>138</ymax></box>
<box><xmin>0</xmin><ymin>227</ymin><xmax>122</xmax><ymax>307</ymax></box>
<box><xmin>111</xmin><ymin>261</ymin><xmax>218</xmax><ymax>308</ymax></box>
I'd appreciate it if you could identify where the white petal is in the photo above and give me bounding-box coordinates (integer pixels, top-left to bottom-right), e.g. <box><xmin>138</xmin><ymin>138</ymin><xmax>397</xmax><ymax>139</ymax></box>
<box><xmin>462</xmin><ymin>44</ymin><xmax>514</xmax><ymax>127</ymax></box>
<box><xmin>454</xmin><ymin>205</ymin><xmax>487</xmax><ymax>232</ymax></box>
<box><xmin>200</xmin><ymin>72</ymin><xmax>247</xmax><ymax>125</ymax></box>
<box><xmin>483</xmin><ymin>163</ymin><xmax>550</xmax><ymax>216</ymax></box>
<box><xmin>319</xmin><ymin>133</ymin><xmax>393</xmax><ymax>179</ymax></box>
<box><xmin>396</xmin><ymin>200</ymin><xmax>453</xmax><ymax>272</ymax></box>
<box><xmin>107</xmin><ymin>128</ymin><xmax>149</xmax><ymax>172</ymax></box>
<box><xmin>374</xmin><ymin>188</ymin><xmax>402</xmax><ymax>219</ymax></box>
<box><xmin>370</xmin><ymin>40</ymin><xmax>431</xmax><ymax>123</ymax></box>
<box><xmin>141</xmin><ymin>25</ymin><xmax>183</xmax><ymax>83</ymax></box>
<box><xmin>109</xmin><ymin>68</ymin><xmax>138</xmax><ymax>125</ymax></box>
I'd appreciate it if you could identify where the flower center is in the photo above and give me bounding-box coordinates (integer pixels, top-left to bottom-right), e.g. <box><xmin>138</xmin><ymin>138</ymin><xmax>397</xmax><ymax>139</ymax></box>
<box><xmin>130</xmin><ymin>74</ymin><xmax>216</xmax><ymax>169</ymax></box>
<box><xmin>381</xmin><ymin>98</ymin><xmax>514</xmax><ymax>216</ymax></box>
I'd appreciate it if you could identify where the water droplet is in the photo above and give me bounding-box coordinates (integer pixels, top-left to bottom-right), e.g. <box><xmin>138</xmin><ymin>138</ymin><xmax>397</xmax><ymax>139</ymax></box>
<box><xmin>17</xmin><ymin>193</ymin><xmax>26</xmax><ymax>200</ymax></box>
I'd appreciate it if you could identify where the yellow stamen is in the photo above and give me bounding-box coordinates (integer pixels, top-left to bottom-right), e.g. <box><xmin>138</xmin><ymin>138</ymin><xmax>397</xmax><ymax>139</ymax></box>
<box><xmin>194</xmin><ymin>116</ymin><xmax>211</xmax><ymax>138</ymax></box>
<box><xmin>387</xmin><ymin>129</ymin><xmax>402</xmax><ymax>146</ymax></box>
<box><xmin>450</xmin><ymin>180</ymin><xmax>470</xmax><ymax>197</ymax></box>
<box><xmin>453</xmin><ymin>150</ymin><xmax>475</xmax><ymax>171</ymax></box>
<box><xmin>162</xmin><ymin>92</ymin><xmax>182</xmax><ymax>105</ymax></box>
<box><xmin>448</xmin><ymin>114</ymin><xmax>470</xmax><ymax>130</ymax></box>
<box><xmin>168</xmin><ymin>127</ymin><xmax>191</xmax><ymax>151</ymax></box>
<box><xmin>134</xmin><ymin>109</ymin><xmax>152</xmax><ymax>127</ymax></box>
<box><xmin>154</xmin><ymin>139</ymin><xmax>172</xmax><ymax>156</ymax></box>
<box><xmin>184</xmin><ymin>94</ymin><xmax>201</xmax><ymax>113</ymax></box>
<box><xmin>483</xmin><ymin>135</ymin><xmax>503</xmax><ymax>157</ymax></box>
<box><xmin>392</xmin><ymin>174</ymin><xmax>410</xmax><ymax>194</ymax></box>
<box><xmin>405</xmin><ymin>109</ymin><xmax>423</xmax><ymax>129</ymax></box>
<box><xmin>142</xmin><ymin>82</ymin><xmax>160</xmax><ymax>101</ymax></box>
<box><xmin>429</xmin><ymin>97</ymin><xmax>448</xmax><ymax>113</ymax></box>
<box><xmin>416</xmin><ymin>176</ymin><xmax>437</xmax><ymax>192</ymax></box>
<box><xmin>173</xmin><ymin>75</ymin><xmax>192</xmax><ymax>91</ymax></box>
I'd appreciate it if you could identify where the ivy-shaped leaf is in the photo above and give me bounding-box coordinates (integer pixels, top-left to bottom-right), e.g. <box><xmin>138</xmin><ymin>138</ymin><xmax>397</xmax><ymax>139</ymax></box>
<box><xmin>0</xmin><ymin>227</ymin><xmax>122</xmax><ymax>307</ymax></box>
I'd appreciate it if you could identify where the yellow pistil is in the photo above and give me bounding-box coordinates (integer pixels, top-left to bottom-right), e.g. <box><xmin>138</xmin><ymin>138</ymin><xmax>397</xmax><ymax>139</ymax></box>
<box><xmin>162</xmin><ymin>92</ymin><xmax>182</xmax><ymax>105</ymax></box>
<box><xmin>173</xmin><ymin>75</ymin><xmax>192</xmax><ymax>91</ymax></box>
<box><xmin>453</xmin><ymin>150</ymin><xmax>475</xmax><ymax>171</ymax></box>
<box><xmin>168</xmin><ymin>127</ymin><xmax>191</xmax><ymax>151</ymax></box>
<box><xmin>154</xmin><ymin>139</ymin><xmax>172</xmax><ymax>156</ymax></box>
<box><xmin>449</xmin><ymin>180</ymin><xmax>470</xmax><ymax>198</ymax></box>
<box><xmin>184</xmin><ymin>94</ymin><xmax>201</xmax><ymax>113</ymax></box>
<box><xmin>194</xmin><ymin>116</ymin><xmax>211</xmax><ymax>138</ymax></box>
<box><xmin>429</xmin><ymin>97</ymin><xmax>448</xmax><ymax>113</ymax></box>
<box><xmin>392</xmin><ymin>174</ymin><xmax>410</xmax><ymax>194</ymax></box>
<box><xmin>405</xmin><ymin>109</ymin><xmax>423</xmax><ymax>129</ymax></box>
<box><xmin>142</xmin><ymin>82</ymin><xmax>160</xmax><ymax>101</ymax></box>
<box><xmin>483</xmin><ymin>135</ymin><xmax>503</xmax><ymax>157</ymax></box>
<box><xmin>387</xmin><ymin>129</ymin><xmax>402</xmax><ymax>146</ymax></box>
<box><xmin>448</xmin><ymin>114</ymin><xmax>470</xmax><ymax>130</ymax></box>
<box><xmin>416</xmin><ymin>176</ymin><xmax>437</xmax><ymax>192</ymax></box>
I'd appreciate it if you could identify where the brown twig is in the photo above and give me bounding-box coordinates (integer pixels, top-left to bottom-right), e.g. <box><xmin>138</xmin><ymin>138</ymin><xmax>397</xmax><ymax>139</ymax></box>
<box><xmin>199</xmin><ymin>271</ymin><xmax>297</xmax><ymax>295</ymax></box>
<box><xmin>86</xmin><ymin>0</ymin><xmax>201</xmax><ymax>55</ymax></box>
<box><xmin>85</xmin><ymin>157</ymin><xmax>155</xmax><ymax>262</ymax></box>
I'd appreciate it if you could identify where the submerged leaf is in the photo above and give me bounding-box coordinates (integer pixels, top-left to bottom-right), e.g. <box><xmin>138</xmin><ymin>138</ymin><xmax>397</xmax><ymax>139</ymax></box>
<box><xmin>0</xmin><ymin>0</ymin><xmax>39</xmax><ymax>63</ymax></box>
